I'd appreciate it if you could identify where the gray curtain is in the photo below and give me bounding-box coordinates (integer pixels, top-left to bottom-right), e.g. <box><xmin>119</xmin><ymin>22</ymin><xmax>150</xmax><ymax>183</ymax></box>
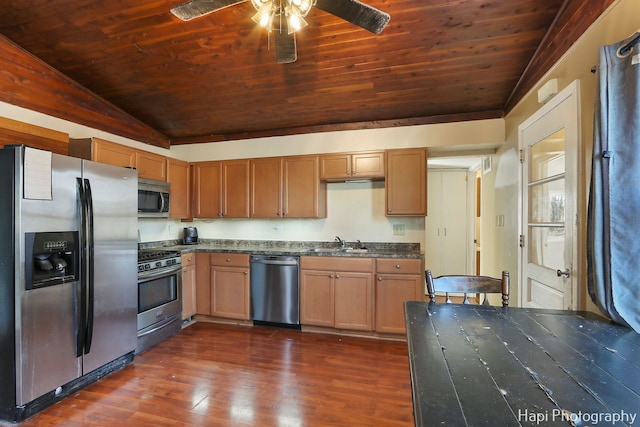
<box><xmin>587</xmin><ymin>31</ymin><xmax>640</xmax><ymax>332</ymax></box>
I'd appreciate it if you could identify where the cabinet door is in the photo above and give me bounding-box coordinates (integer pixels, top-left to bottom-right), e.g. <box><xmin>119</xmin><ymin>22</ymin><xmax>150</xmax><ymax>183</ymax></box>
<box><xmin>300</xmin><ymin>269</ymin><xmax>334</xmax><ymax>327</ymax></box>
<box><xmin>222</xmin><ymin>159</ymin><xmax>250</xmax><ymax>218</ymax></box>
<box><xmin>193</xmin><ymin>161</ymin><xmax>222</xmax><ymax>218</ymax></box>
<box><xmin>250</xmin><ymin>157</ymin><xmax>282</xmax><ymax>218</ymax></box>
<box><xmin>182</xmin><ymin>255</ymin><xmax>197</xmax><ymax>320</ymax></box>
<box><xmin>386</xmin><ymin>148</ymin><xmax>427</xmax><ymax>216</ymax></box>
<box><xmin>334</xmin><ymin>272</ymin><xmax>373</xmax><ymax>331</ymax></box>
<box><xmin>211</xmin><ymin>266</ymin><xmax>250</xmax><ymax>320</ymax></box>
<box><xmin>426</xmin><ymin>170</ymin><xmax>469</xmax><ymax>276</ymax></box>
<box><xmin>283</xmin><ymin>155</ymin><xmax>326</xmax><ymax>218</ymax></box>
<box><xmin>375</xmin><ymin>274</ymin><xmax>423</xmax><ymax>334</ymax></box>
<box><xmin>93</xmin><ymin>138</ymin><xmax>136</xmax><ymax>168</ymax></box>
<box><xmin>352</xmin><ymin>151</ymin><xmax>385</xmax><ymax>179</ymax></box>
<box><xmin>195</xmin><ymin>252</ymin><xmax>211</xmax><ymax>315</ymax></box>
<box><xmin>136</xmin><ymin>151</ymin><xmax>167</xmax><ymax>181</ymax></box>
<box><xmin>320</xmin><ymin>154</ymin><xmax>351</xmax><ymax>180</ymax></box>
<box><xmin>168</xmin><ymin>158</ymin><xmax>191</xmax><ymax>219</ymax></box>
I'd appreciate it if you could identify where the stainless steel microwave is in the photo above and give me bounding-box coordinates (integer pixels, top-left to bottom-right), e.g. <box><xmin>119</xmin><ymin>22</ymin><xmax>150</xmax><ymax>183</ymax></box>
<box><xmin>138</xmin><ymin>179</ymin><xmax>170</xmax><ymax>218</ymax></box>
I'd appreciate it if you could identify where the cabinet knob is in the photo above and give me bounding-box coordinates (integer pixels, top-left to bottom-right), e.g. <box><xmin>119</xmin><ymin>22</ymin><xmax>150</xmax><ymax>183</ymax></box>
<box><xmin>330</xmin><ymin>274</ymin><xmax>334</xmax><ymax>278</ymax></box>
<box><xmin>336</xmin><ymin>275</ymin><xmax>341</xmax><ymax>279</ymax></box>
<box><xmin>244</xmin><ymin>271</ymin><xmax>248</xmax><ymax>275</ymax></box>
<box><xmin>378</xmin><ymin>276</ymin><xmax>383</xmax><ymax>281</ymax></box>
<box><xmin>226</xmin><ymin>258</ymin><xmax>231</xmax><ymax>262</ymax></box>
<box><xmin>396</xmin><ymin>264</ymin><xmax>401</xmax><ymax>269</ymax></box>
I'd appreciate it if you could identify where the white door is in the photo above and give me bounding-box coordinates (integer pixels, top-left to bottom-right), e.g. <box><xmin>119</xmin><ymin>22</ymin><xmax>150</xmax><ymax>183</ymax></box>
<box><xmin>519</xmin><ymin>81</ymin><xmax>580</xmax><ymax>309</ymax></box>
<box><xmin>426</xmin><ymin>169</ymin><xmax>469</xmax><ymax>276</ymax></box>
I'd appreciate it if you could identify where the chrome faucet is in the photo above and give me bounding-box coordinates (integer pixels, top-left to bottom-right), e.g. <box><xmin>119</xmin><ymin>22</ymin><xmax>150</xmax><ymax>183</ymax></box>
<box><xmin>335</xmin><ymin>236</ymin><xmax>346</xmax><ymax>248</ymax></box>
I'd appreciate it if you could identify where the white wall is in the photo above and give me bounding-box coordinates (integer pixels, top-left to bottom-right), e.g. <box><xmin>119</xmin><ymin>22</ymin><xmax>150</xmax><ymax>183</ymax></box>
<box><xmin>169</xmin><ymin>119</ymin><xmax>505</xmax><ymax>161</ymax></box>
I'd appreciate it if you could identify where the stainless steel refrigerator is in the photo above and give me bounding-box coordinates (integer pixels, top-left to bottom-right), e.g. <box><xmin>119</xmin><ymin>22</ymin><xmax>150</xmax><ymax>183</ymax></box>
<box><xmin>0</xmin><ymin>145</ymin><xmax>138</xmax><ymax>422</ymax></box>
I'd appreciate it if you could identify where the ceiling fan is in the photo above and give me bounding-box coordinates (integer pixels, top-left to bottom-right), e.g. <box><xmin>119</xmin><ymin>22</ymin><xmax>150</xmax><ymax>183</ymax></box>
<box><xmin>170</xmin><ymin>0</ymin><xmax>390</xmax><ymax>63</ymax></box>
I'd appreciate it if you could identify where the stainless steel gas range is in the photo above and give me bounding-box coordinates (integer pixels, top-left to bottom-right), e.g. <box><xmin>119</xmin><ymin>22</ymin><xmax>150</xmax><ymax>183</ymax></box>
<box><xmin>136</xmin><ymin>249</ymin><xmax>182</xmax><ymax>354</ymax></box>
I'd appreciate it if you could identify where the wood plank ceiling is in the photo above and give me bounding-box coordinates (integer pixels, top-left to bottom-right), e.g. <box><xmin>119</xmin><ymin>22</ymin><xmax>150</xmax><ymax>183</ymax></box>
<box><xmin>0</xmin><ymin>1</ymin><xmax>614</xmax><ymax>147</ymax></box>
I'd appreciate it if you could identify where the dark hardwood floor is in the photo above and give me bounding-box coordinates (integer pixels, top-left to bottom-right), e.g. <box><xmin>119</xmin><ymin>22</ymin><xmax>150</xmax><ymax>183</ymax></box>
<box><xmin>12</xmin><ymin>323</ymin><xmax>414</xmax><ymax>426</ymax></box>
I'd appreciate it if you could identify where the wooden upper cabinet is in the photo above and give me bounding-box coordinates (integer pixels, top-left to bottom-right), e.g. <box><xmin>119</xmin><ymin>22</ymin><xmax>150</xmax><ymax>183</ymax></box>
<box><xmin>192</xmin><ymin>160</ymin><xmax>249</xmax><ymax>218</ymax></box>
<box><xmin>320</xmin><ymin>153</ymin><xmax>351</xmax><ymax>180</ymax></box>
<box><xmin>221</xmin><ymin>159</ymin><xmax>250</xmax><ymax>218</ymax></box>
<box><xmin>192</xmin><ymin>161</ymin><xmax>222</xmax><ymax>218</ymax></box>
<box><xmin>69</xmin><ymin>137</ymin><xmax>168</xmax><ymax>182</ymax></box>
<box><xmin>136</xmin><ymin>150</ymin><xmax>167</xmax><ymax>181</ymax></box>
<box><xmin>385</xmin><ymin>148</ymin><xmax>427</xmax><ymax>216</ymax></box>
<box><xmin>0</xmin><ymin>117</ymin><xmax>70</xmax><ymax>155</ymax></box>
<box><xmin>250</xmin><ymin>156</ymin><xmax>325</xmax><ymax>218</ymax></box>
<box><xmin>250</xmin><ymin>157</ymin><xmax>283</xmax><ymax>218</ymax></box>
<box><xmin>167</xmin><ymin>158</ymin><xmax>191</xmax><ymax>219</ymax></box>
<box><xmin>320</xmin><ymin>151</ymin><xmax>385</xmax><ymax>181</ymax></box>
<box><xmin>353</xmin><ymin>151</ymin><xmax>385</xmax><ymax>179</ymax></box>
<box><xmin>283</xmin><ymin>155</ymin><xmax>326</xmax><ymax>218</ymax></box>
<box><xmin>69</xmin><ymin>137</ymin><xmax>136</xmax><ymax>168</ymax></box>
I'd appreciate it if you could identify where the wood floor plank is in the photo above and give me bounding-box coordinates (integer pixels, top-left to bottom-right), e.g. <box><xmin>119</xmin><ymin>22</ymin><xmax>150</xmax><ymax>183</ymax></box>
<box><xmin>7</xmin><ymin>323</ymin><xmax>414</xmax><ymax>426</ymax></box>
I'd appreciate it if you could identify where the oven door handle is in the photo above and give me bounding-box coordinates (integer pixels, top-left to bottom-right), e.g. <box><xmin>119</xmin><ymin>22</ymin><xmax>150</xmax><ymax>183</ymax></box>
<box><xmin>138</xmin><ymin>265</ymin><xmax>182</xmax><ymax>281</ymax></box>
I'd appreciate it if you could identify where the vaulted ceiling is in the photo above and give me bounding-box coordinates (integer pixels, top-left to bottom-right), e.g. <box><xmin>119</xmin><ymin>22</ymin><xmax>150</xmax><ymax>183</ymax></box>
<box><xmin>0</xmin><ymin>1</ymin><xmax>614</xmax><ymax>148</ymax></box>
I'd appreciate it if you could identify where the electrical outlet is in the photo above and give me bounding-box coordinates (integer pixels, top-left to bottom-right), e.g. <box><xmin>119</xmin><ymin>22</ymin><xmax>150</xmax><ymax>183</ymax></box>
<box><xmin>393</xmin><ymin>224</ymin><xmax>405</xmax><ymax>236</ymax></box>
<box><xmin>168</xmin><ymin>225</ymin><xmax>174</xmax><ymax>234</ymax></box>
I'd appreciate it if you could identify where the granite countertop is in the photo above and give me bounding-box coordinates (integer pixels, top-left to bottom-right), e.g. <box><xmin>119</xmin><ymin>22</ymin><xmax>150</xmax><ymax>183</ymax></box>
<box><xmin>141</xmin><ymin>239</ymin><xmax>423</xmax><ymax>259</ymax></box>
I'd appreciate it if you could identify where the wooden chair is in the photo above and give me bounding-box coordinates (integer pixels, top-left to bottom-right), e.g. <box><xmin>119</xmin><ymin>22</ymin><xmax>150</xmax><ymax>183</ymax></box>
<box><xmin>425</xmin><ymin>270</ymin><xmax>510</xmax><ymax>307</ymax></box>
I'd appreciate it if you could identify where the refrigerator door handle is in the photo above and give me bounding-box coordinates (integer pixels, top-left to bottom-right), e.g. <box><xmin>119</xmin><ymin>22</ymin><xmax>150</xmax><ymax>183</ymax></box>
<box><xmin>84</xmin><ymin>178</ymin><xmax>95</xmax><ymax>354</ymax></box>
<box><xmin>76</xmin><ymin>177</ymin><xmax>88</xmax><ymax>358</ymax></box>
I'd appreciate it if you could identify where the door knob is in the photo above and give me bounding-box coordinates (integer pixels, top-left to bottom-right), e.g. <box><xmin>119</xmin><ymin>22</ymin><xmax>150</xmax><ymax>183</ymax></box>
<box><xmin>556</xmin><ymin>268</ymin><xmax>570</xmax><ymax>278</ymax></box>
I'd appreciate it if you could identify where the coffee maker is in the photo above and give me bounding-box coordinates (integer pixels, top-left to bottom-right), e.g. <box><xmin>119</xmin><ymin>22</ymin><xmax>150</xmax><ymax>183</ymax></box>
<box><xmin>182</xmin><ymin>227</ymin><xmax>198</xmax><ymax>245</ymax></box>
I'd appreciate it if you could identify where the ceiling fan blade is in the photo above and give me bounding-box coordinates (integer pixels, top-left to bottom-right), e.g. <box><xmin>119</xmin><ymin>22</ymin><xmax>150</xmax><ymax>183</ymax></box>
<box><xmin>170</xmin><ymin>0</ymin><xmax>248</xmax><ymax>21</ymax></box>
<box><xmin>315</xmin><ymin>0</ymin><xmax>390</xmax><ymax>34</ymax></box>
<box><xmin>275</xmin><ymin>31</ymin><xmax>297</xmax><ymax>64</ymax></box>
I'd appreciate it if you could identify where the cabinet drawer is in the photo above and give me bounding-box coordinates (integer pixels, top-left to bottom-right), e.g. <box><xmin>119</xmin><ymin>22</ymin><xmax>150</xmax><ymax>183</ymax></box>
<box><xmin>181</xmin><ymin>253</ymin><xmax>196</xmax><ymax>266</ymax></box>
<box><xmin>376</xmin><ymin>258</ymin><xmax>422</xmax><ymax>274</ymax></box>
<box><xmin>210</xmin><ymin>253</ymin><xmax>250</xmax><ymax>267</ymax></box>
<box><xmin>301</xmin><ymin>256</ymin><xmax>373</xmax><ymax>272</ymax></box>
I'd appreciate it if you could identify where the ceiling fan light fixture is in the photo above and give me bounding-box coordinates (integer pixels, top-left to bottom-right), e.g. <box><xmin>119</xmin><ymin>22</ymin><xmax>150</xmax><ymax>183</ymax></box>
<box><xmin>251</xmin><ymin>3</ymin><xmax>275</xmax><ymax>30</ymax></box>
<box><xmin>286</xmin><ymin>6</ymin><xmax>308</xmax><ymax>34</ymax></box>
<box><xmin>290</xmin><ymin>0</ymin><xmax>313</xmax><ymax>17</ymax></box>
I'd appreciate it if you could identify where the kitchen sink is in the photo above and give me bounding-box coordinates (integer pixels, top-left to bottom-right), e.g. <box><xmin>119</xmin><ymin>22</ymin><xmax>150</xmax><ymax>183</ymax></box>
<box><xmin>340</xmin><ymin>248</ymin><xmax>369</xmax><ymax>253</ymax></box>
<box><xmin>306</xmin><ymin>247</ymin><xmax>369</xmax><ymax>253</ymax></box>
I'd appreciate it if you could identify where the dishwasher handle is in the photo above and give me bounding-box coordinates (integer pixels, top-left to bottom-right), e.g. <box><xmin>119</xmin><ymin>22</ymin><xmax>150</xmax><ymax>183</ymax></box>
<box><xmin>251</xmin><ymin>255</ymin><xmax>299</xmax><ymax>266</ymax></box>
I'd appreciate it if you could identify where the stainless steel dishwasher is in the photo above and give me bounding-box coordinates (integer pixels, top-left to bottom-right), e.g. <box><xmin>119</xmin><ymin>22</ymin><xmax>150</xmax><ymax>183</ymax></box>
<box><xmin>250</xmin><ymin>255</ymin><xmax>300</xmax><ymax>327</ymax></box>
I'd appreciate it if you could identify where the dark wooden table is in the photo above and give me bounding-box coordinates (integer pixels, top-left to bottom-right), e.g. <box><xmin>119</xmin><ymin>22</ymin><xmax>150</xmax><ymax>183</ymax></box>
<box><xmin>404</xmin><ymin>301</ymin><xmax>640</xmax><ymax>426</ymax></box>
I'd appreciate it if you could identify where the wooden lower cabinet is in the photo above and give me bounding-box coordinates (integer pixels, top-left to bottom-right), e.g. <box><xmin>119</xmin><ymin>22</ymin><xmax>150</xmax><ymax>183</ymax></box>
<box><xmin>300</xmin><ymin>270</ymin><xmax>334</xmax><ymax>327</ymax></box>
<box><xmin>210</xmin><ymin>253</ymin><xmax>250</xmax><ymax>320</ymax></box>
<box><xmin>181</xmin><ymin>253</ymin><xmax>197</xmax><ymax>320</ymax></box>
<box><xmin>334</xmin><ymin>272</ymin><xmax>373</xmax><ymax>330</ymax></box>
<box><xmin>195</xmin><ymin>252</ymin><xmax>211</xmax><ymax>315</ymax></box>
<box><xmin>375</xmin><ymin>258</ymin><xmax>424</xmax><ymax>334</ymax></box>
<box><xmin>300</xmin><ymin>257</ymin><xmax>373</xmax><ymax>331</ymax></box>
